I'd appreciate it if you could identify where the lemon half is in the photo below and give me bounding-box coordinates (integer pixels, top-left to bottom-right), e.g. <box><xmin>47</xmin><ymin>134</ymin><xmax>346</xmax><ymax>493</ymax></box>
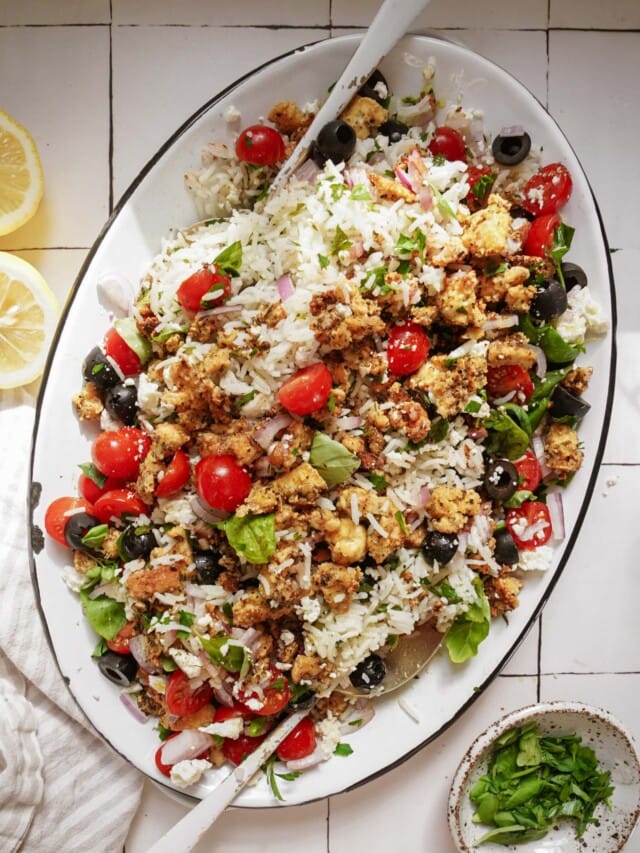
<box><xmin>0</xmin><ymin>108</ymin><xmax>44</xmax><ymax>236</ymax></box>
<box><xmin>0</xmin><ymin>251</ymin><xmax>58</xmax><ymax>389</ymax></box>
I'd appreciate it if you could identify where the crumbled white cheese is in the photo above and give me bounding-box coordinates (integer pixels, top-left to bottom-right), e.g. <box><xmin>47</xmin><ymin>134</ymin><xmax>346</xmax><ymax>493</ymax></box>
<box><xmin>315</xmin><ymin>714</ymin><xmax>343</xmax><ymax>760</ymax></box>
<box><xmin>199</xmin><ymin>717</ymin><xmax>244</xmax><ymax>739</ymax></box>
<box><xmin>170</xmin><ymin>758</ymin><xmax>211</xmax><ymax>789</ymax></box>
<box><xmin>224</xmin><ymin>105</ymin><xmax>241</xmax><ymax>123</ymax></box>
<box><xmin>169</xmin><ymin>649</ymin><xmax>205</xmax><ymax>680</ymax></box>
<box><xmin>554</xmin><ymin>285</ymin><xmax>608</xmax><ymax>344</ymax></box>
<box><xmin>296</xmin><ymin>595</ymin><xmax>322</xmax><ymax>624</ymax></box>
<box><xmin>100</xmin><ymin>407</ymin><xmax>122</xmax><ymax>431</ymax></box>
<box><xmin>62</xmin><ymin>564</ymin><xmax>89</xmax><ymax>593</ymax></box>
<box><xmin>148</xmin><ymin>675</ymin><xmax>168</xmax><ymax>695</ymax></box>
<box><xmin>517</xmin><ymin>545</ymin><xmax>553</xmax><ymax>572</ymax></box>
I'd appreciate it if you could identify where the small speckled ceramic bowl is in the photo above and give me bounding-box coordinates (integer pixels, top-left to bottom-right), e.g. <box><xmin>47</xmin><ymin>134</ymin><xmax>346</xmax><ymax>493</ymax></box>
<box><xmin>448</xmin><ymin>702</ymin><xmax>640</xmax><ymax>852</ymax></box>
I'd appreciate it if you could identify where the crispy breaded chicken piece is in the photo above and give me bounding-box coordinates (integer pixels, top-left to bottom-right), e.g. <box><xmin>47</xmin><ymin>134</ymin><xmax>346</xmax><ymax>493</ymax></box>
<box><xmin>544</xmin><ymin>422</ymin><xmax>584</xmax><ymax>480</ymax></box>
<box><xmin>410</xmin><ymin>354</ymin><xmax>487</xmax><ymax>418</ymax></box>
<box><xmin>426</xmin><ymin>485</ymin><xmax>482</xmax><ymax>534</ymax></box>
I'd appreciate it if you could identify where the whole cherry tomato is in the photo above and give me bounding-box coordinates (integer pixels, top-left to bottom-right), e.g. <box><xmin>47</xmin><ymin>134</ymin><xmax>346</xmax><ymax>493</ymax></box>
<box><xmin>195</xmin><ymin>454</ymin><xmax>252</xmax><ymax>512</ymax></box>
<box><xmin>235</xmin><ymin>125</ymin><xmax>285</xmax><ymax>166</ymax></box>
<box><xmin>387</xmin><ymin>322</ymin><xmax>430</xmax><ymax>376</ymax></box>
<box><xmin>428</xmin><ymin>126</ymin><xmax>467</xmax><ymax>162</ymax></box>
<box><xmin>44</xmin><ymin>496</ymin><xmax>93</xmax><ymax>547</ymax></box>
<box><xmin>276</xmin><ymin>716</ymin><xmax>317</xmax><ymax>762</ymax></box>
<box><xmin>92</xmin><ymin>427</ymin><xmax>151</xmax><ymax>480</ymax></box>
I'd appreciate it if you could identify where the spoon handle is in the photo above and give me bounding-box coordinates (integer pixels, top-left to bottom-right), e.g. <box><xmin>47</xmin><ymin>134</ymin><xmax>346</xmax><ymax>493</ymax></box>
<box><xmin>270</xmin><ymin>0</ymin><xmax>429</xmax><ymax>191</ymax></box>
<box><xmin>146</xmin><ymin>710</ymin><xmax>308</xmax><ymax>853</ymax></box>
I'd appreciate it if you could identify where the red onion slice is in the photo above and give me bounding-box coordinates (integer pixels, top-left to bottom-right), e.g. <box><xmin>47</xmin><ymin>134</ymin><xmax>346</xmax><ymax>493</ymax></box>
<box><xmin>198</xmin><ymin>303</ymin><xmax>243</xmax><ymax>318</ymax></box>
<box><xmin>120</xmin><ymin>691</ymin><xmax>148</xmax><ymax>723</ymax></box>
<box><xmin>189</xmin><ymin>494</ymin><xmax>229</xmax><ymax>524</ymax></box>
<box><xmin>531</xmin><ymin>435</ymin><xmax>552</xmax><ymax>479</ymax></box>
<box><xmin>335</xmin><ymin>415</ymin><xmax>363</xmax><ymax>431</ymax></box>
<box><xmin>499</xmin><ymin>125</ymin><xmax>525</xmax><ymax>138</ymax></box>
<box><xmin>128</xmin><ymin>634</ymin><xmax>163</xmax><ymax>674</ymax></box>
<box><xmin>546</xmin><ymin>490</ymin><xmax>565</xmax><ymax>541</ymax></box>
<box><xmin>292</xmin><ymin>158</ymin><xmax>321</xmax><ymax>185</ymax></box>
<box><xmin>285</xmin><ymin>745</ymin><xmax>325</xmax><ymax>772</ymax></box>
<box><xmin>253</xmin><ymin>412</ymin><xmax>293</xmax><ymax>450</ymax></box>
<box><xmin>526</xmin><ymin>344</ymin><xmax>548</xmax><ymax>378</ymax></box>
<box><xmin>159</xmin><ymin>730</ymin><xmax>213</xmax><ymax>766</ymax></box>
<box><xmin>393</xmin><ymin>166</ymin><xmax>414</xmax><ymax>193</ymax></box>
<box><xmin>419</xmin><ymin>187</ymin><xmax>433</xmax><ymax>211</ymax></box>
<box><xmin>482</xmin><ymin>314</ymin><xmax>519</xmax><ymax>331</ymax></box>
<box><xmin>419</xmin><ymin>484</ymin><xmax>431</xmax><ymax>505</ymax></box>
<box><xmin>492</xmin><ymin>389</ymin><xmax>517</xmax><ymax>406</ymax></box>
<box><xmin>276</xmin><ymin>274</ymin><xmax>295</xmax><ymax>302</ymax></box>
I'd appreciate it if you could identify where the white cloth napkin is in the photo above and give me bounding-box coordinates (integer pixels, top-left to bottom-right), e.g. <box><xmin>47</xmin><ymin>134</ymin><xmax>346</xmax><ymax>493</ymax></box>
<box><xmin>0</xmin><ymin>389</ymin><xmax>143</xmax><ymax>852</ymax></box>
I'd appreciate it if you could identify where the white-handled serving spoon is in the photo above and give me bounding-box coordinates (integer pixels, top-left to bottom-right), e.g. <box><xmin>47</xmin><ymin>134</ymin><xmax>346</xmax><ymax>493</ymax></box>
<box><xmin>269</xmin><ymin>0</ymin><xmax>431</xmax><ymax>193</ymax></box>
<box><xmin>146</xmin><ymin>621</ymin><xmax>442</xmax><ymax>853</ymax></box>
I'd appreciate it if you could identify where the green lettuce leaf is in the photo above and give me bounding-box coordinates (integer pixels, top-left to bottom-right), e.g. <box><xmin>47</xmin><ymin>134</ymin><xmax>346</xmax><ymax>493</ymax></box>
<box><xmin>309</xmin><ymin>432</ymin><xmax>360</xmax><ymax>487</ymax></box>
<box><xmin>444</xmin><ymin>579</ymin><xmax>491</xmax><ymax>663</ymax></box>
<box><xmin>79</xmin><ymin>590</ymin><xmax>127</xmax><ymax>640</ymax></box>
<box><xmin>484</xmin><ymin>409</ymin><xmax>530</xmax><ymax>460</ymax></box>
<box><xmin>219</xmin><ymin>513</ymin><xmax>276</xmax><ymax>564</ymax></box>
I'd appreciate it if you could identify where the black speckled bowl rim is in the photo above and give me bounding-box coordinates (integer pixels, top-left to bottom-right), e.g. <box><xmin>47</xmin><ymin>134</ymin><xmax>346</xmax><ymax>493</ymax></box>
<box><xmin>27</xmin><ymin>32</ymin><xmax>617</xmax><ymax>808</ymax></box>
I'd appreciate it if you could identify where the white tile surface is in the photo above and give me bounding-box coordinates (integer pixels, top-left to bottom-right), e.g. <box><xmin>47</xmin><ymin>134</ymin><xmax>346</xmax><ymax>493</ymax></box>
<box><xmin>540</xmin><ymin>464</ymin><xmax>640</xmax><ymax>673</ymax></box>
<box><xmin>549</xmin><ymin>31</ymin><xmax>640</xmax><ymax>250</ymax></box>
<box><xmin>112</xmin><ymin>26</ymin><xmax>323</xmax><ymax>200</ymax></box>
<box><xmin>0</xmin><ymin>1</ymin><xmax>109</xmax><ymax>25</ymax></box>
<box><xmin>550</xmin><ymin>0</ymin><xmax>640</xmax><ymax>29</ymax></box>
<box><xmin>113</xmin><ymin>0</ymin><xmax>330</xmax><ymax>26</ymax></box>
<box><xmin>331</xmin><ymin>0</ymin><xmax>549</xmax><ymax>30</ymax></box>
<box><xmin>0</xmin><ymin>26</ymin><xmax>109</xmax><ymax>251</ymax></box>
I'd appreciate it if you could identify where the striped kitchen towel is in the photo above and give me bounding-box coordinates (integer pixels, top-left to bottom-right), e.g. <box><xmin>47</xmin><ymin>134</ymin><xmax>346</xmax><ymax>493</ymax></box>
<box><xmin>0</xmin><ymin>390</ymin><xmax>142</xmax><ymax>852</ymax></box>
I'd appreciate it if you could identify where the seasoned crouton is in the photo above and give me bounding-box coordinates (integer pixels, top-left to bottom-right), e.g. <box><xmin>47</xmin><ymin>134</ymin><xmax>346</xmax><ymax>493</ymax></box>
<box><xmin>479</xmin><ymin>265</ymin><xmax>532</xmax><ymax>305</ymax></box>
<box><xmin>462</xmin><ymin>194</ymin><xmax>514</xmax><ymax>258</ymax></box>
<box><xmin>387</xmin><ymin>400</ymin><xmax>431</xmax><ymax>443</ymax></box>
<box><xmin>310</xmin><ymin>288</ymin><xmax>386</xmax><ymax>350</ymax></box>
<box><xmin>312</xmin><ymin>562</ymin><xmax>362</xmax><ymax>613</ymax></box>
<box><xmin>436</xmin><ymin>268</ymin><xmax>485</xmax><ymax>327</ymax></box>
<box><xmin>544</xmin><ymin>422</ymin><xmax>584</xmax><ymax>479</ymax></box>
<box><xmin>487</xmin><ymin>332</ymin><xmax>538</xmax><ymax>370</ymax></box>
<box><xmin>267</xmin><ymin>101</ymin><xmax>313</xmax><ymax>136</ymax></box>
<box><xmin>484</xmin><ymin>574</ymin><xmax>523</xmax><ymax>617</ymax></box>
<box><xmin>369</xmin><ymin>171</ymin><xmax>416</xmax><ymax>203</ymax></box>
<box><xmin>232</xmin><ymin>589</ymin><xmax>290</xmax><ymax>628</ymax></box>
<box><xmin>291</xmin><ymin>653</ymin><xmax>328</xmax><ymax>685</ymax></box>
<box><xmin>340</xmin><ymin>95</ymin><xmax>388</xmax><ymax>140</ymax></box>
<box><xmin>125</xmin><ymin>565</ymin><xmax>182</xmax><ymax>601</ymax></box>
<box><xmin>409</xmin><ymin>354</ymin><xmax>487</xmax><ymax>418</ymax></box>
<box><xmin>562</xmin><ymin>366</ymin><xmax>592</xmax><ymax>396</ymax></box>
<box><xmin>73</xmin><ymin>381</ymin><xmax>103</xmax><ymax>421</ymax></box>
<box><xmin>426</xmin><ymin>485</ymin><xmax>482</xmax><ymax>534</ymax></box>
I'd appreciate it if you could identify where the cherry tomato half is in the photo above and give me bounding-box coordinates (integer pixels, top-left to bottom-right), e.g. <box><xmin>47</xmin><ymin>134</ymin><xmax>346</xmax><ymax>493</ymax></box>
<box><xmin>277</xmin><ymin>362</ymin><xmax>333</xmax><ymax>416</ymax></box>
<box><xmin>523</xmin><ymin>212</ymin><xmax>561</xmax><ymax>258</ymax></box>
<box><xmin>222</xmin><ymin>733</ymin><xmax>267</xmax><ymax>767</ymax></box>
<box><xmin>428</xmin><ymin>126</ymin><xmax>467</xmax><ymax>162</ymax></box>
<box><xmin>506</xmin><ymin>501</ymin><xmax>552</xmax><ymax>550</ymax></box>
<box><xmin>155</xmin><ymin>450</ymin><xmax>190</xmax><ymax>498</ymax></box>
<box><xmin>104</xmin><ymin>326</ymin><xmax>142</xmax><ymax>376</ymax></box>
<box><xmin>93</xmin><ymin>488</ymin><xmax>148</xmax><ymax>524</ymax></box>
<box><xmin>195</xmin><ymin>454</ymin><xmax>252</xmax><ymax>512</ymax></box>
<box><xmin>235</xmin><ymin>125</ymin><xmax>285</xmax><ymax>166</ymax></box>
<box><xmin>92</xmin><ymin>427</ymin><xmax>151</xmax><ymax>480</ymax></box>
<box><xmin>214</xmin><ymin>702</ymin><xmax>255</xmax><ymax>723</ymax></box>
<box><xmin>240</xmin><ymin>673</ymin><xmax>291</xmax><ymax>717</ymax></box>
<box><xmin>165</xmin><ymin>670</ymin><xmax>214</xmax><ymax>718</ymax></box>
<box><xmin>154</xmin><ymin>733</ymin><xmax>210</xmax><ymax>777</ymax></box>
<box><xmin>106</xmin><ymin>622</ymin><xmax>135</xmax><ymax>654</ymax></box>
<box><xmin>465</xmin><ymin>166</ymin><xmax>496</xmax><ymax>209</ymax></box>
<box><xmin>387</xmin><ymin>322</ymin><xmax>430</xmax><ymax>376</ymax></box>
<box><xmin>79</xmin><ymin>473</ymin><xmax>126</xmax><ymax>504</ymax></box>
<box><xmin>276</xmin><ymin>716</ymin><xmax>317</xmax><ymax>762</ymax></box>
<box><xmin>44</xmin><ymin>496</ymin><xmax>93</xmax><ymax>547</ymax></box>
<box><xmin>486</xmin><ymin>364</ymin><xmax>534</xmax><ymax>403</ymax></box>
<box><xmin>521</xmin><ymin>162</ymin><xmax>572</xmax><ymax>217</ymax></box>
<box><xmin>514</xmin><ymin>449</ymin><xmax>542</xmax><ymax>493</ymax></box>
<box><xmin>176</xmin><ymin>266</ymin><xmax>231</xmax><ymax>314</ymax></box>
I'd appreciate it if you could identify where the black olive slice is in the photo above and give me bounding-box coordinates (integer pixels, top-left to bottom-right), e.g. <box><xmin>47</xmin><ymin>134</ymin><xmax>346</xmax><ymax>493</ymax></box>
<box><xmin>530</xmin><ymin>278</ymin><xmax>569</xmax><ymax>322</ymax></box>
<box><xmin>349</xmin><ymin>653</ymin><xmax>386</xmax><ymax>690</ymax></box>
<box><xmin>359</xmin><ymin>69</ymin><xmax>388</xmax><ymax>105</ymax></box>
<box><xmin>313</xmin><ymin>120</ymin><xmax>357</xmax><ymax>165</ymax></box>
<box><xmin>422</xmin><ymin>531</ymin><xmax>459</xmax><ymax>565</ymax></box>
<box><xmin>64</xmin><ymin>512</ymin><xmax>102</xmax><ymax>554</ymax></box>
<box><xmin>378</xmin><ymin>119</ymin><xmax>409</xmax><ymax>143</ymax></box>
<box><xmin>118</xmin><ymin>524</ymin><xmax>156</xmax><ymax>561</ymax></box>
<box><xmin>484</xmin><ymin>459</ymin><xmax>519</xmax><ymax>502</ymax></box>
<box><xmin>82</xmin><ymin>346</ymin><xmax>120</xmax><ymax>392</ymax></box>
<box><xmin>104</xmin><ymin>382</ymin><xmax>138</xmax><ymax>425</ymax></box>
<box><xmin>550</xmin><ymin>385</ymin><xmax>591</xmax><ymax>421</ymax></box>
<box><xmin>561</xmin><ymin>261</ymin><xmax>588</xmax><ymax>290</ymax></box>
<box><xmin>98</xmin><ymin>651</ymin><xmax>138</xmax><ymax>687</ymax></box>
<box><xmin>492</xmin><ymin>131</ymin><xmax>531</xmax><ymax>165</ymax></box>
<box><xmin>494</xmin><ymin>527</ymin><xmax>519</xmax><ymax>565</ymax></box>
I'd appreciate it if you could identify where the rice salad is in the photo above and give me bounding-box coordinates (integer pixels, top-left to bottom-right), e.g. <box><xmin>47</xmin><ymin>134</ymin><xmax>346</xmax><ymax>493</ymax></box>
<box><xmin>45</xmin><ymin>64</ymin><xmax>607</xmax><ymax>793</ymax></box>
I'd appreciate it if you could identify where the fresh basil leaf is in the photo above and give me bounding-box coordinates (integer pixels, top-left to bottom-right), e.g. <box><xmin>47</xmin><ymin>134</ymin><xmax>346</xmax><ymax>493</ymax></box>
<box><xmin>484</xmin><ymin>409</ymin><xmax>530</xmax><ymax>460</ymax></box>
<box><xmin>330</xmin><ymin>225</ymin><xmax>352</xmax><ymax>255</ymax></box>
<box><xmin>444</xmin><ymin>578</ymin><xmax>490</xmax><ymax>663</ymax></box>
<box><xmin>214</xmin><ymin>240</ymin><xmax>242</xmax><ymax>276</ymax></box>
<box><xmin>309</xmin><ymin>433</ymin><xmax>360</xmax><ymax>487</ymax></box>
<box><xmin>78</xmin><ymin>462</ymin><xmax>107</xmax><ymax>489</ymax></box>
<box><xmin>537</xmin><ymin>327</ymin><xmax>584</xmax><ymax>364</ymax></box>
<box><xmin>91</xmin><ymin>637</ymin><xmax>108</xmax><ymax>658</ymax></box>
<box><xmin>334</xmin><ymin>743</ymin><xmax>354</xmax><ymax>757</ymax></box>
<box><xmin>157</xmin><ymin>722</ymin><xmax>173</xmax><ymax>741</ymax></box>
<box><xmin>549</xmin><ymin>223</ymin><xmax>575</xmax><ymax>288</ymax></box>
<box><xmin>220</xmin><ymin>513</ymin><xmax>276</xmax><ymax>564</ymax></box>
<box><xmin>368</xmin><ymin>472</ymin><xmax>389</xmax><ymax>492</ymax></box>
<box><xmin>79</xmin><ymin>590</ymin><xmax>127</xmax><ymax>641</ymax></box>
<box><xmin>318</xmin><ymin>254</ymin><xmax>329</xmax><ymax>269</ymax></box>
<box><xmin>530</xmin><ymin>368</ymin><xmax>570</xmax><ymax>404</ymax></box>
<box><xmin>502</xmin><ymin>402</ymin><xmax>532</xmax><ymax>436</ymax></box>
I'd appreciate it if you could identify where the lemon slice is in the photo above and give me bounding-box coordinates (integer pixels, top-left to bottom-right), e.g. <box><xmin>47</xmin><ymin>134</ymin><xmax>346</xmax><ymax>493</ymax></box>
<box><xmin>0</xmin><ymin>108</ymin><xmax>44</xmax><ymax>236</ymax></box>
<box><xmin>0</xmin><ymin>251</ymin><xmax>58</xmax><ymax>389</ymax></box>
